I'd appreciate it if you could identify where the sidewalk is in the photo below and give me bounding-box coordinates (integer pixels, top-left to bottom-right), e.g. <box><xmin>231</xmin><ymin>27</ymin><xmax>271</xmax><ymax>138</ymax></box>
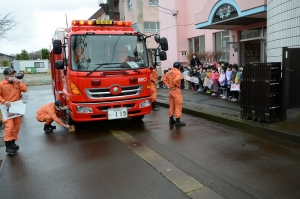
<box><xmin>156</xmin><ymin>88</ymin><xmax>300</xmax><ymax>144</ymax></box>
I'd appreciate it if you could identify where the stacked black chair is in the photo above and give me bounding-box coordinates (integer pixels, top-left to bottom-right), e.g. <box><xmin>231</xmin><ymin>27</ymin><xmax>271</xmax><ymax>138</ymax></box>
<box><xmin>240</xmin><ymin>62</ymin><xmax>281</xmax><ymax>123</ymax></box>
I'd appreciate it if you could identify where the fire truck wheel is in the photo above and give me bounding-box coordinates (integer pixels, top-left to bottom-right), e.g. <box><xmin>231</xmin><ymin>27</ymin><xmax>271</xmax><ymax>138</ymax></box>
<box><xmin>66</xmin><ymin>114</ymin><xmax>75</xmax><ymax>125</ymax></box>
<box><xmin>131</xmin><ymin>115</ymin><xmax>144</xmax><ymax>121</ymax></box>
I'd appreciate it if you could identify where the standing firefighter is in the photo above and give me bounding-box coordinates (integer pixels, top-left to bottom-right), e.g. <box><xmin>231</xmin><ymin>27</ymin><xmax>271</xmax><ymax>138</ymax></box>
<box><xmin>150</xmin><ymin>68</ymin><xmax>160</xmax><ymax>110</ymax></box>
<box><xmin>36</xmin><ymin>100</ymin><xmax>70</xmax><ymax>132</ymax></box>
<box><xmin>0</xmin><ymin>68</ymin><xmax>28</xmax><ymax>155</ymax></box>
<box><xmin>162</xmin><ymin>62</ymin><xmax>185</xmax><ymax>126</ymax></box>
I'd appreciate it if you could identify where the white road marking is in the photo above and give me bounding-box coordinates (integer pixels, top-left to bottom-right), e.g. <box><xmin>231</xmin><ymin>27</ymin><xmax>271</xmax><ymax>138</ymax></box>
<box><xmin>105</xmin><ymin>125</ymin><xmax>224</xmax><ymax>199</ymax></box>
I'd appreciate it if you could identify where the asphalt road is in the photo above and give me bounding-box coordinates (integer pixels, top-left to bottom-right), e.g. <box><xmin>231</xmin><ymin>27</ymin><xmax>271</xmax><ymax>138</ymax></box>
<box><xmin>0</xmin><ymin>85</ymin><xmax>300</xmax><ymax>199</ymax></box>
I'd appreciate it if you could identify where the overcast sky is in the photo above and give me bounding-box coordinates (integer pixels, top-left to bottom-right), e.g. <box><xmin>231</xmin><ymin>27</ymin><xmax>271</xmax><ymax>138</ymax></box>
<box><xmin>0</xmin><ymin>0</ymin><xmax>107</xmax><ymax>55</ymax></box>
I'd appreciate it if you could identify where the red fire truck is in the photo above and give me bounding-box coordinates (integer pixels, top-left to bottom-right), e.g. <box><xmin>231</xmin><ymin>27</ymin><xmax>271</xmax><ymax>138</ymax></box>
<box><xmin>50</xmin><ymin>19</ymin><xmax>168</xmax><ymax>124</ymax></box>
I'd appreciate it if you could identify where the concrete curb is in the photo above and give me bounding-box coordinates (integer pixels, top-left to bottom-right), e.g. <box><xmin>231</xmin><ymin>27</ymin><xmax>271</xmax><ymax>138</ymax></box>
<box><xmin>157</xmin><ymin>99</ymin><xmax>300</xmax><ymax>145</ymax></box>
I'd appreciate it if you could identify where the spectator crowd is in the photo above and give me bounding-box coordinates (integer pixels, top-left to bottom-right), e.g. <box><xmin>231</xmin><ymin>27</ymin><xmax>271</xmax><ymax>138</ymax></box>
<box><xmin>160</xmin><ymin>54</ymin><xmax>243</xmax><ymax>102</ymax></box>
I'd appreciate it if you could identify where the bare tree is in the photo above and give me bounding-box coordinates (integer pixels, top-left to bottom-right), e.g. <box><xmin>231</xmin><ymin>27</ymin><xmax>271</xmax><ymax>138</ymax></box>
<box><xmin>211</xmin><ymin>51</ymin><xmax>222</xmax><ymax>62</ymax></box>
<box><xmin>0</xmin><ymin>12</ymin><xmax>17</xmax><ymax>40</ymax></box>
<box><xmin>205</xmin><ymin>51</ymin><xmax>213</xmax><ymax>63</ymax></box>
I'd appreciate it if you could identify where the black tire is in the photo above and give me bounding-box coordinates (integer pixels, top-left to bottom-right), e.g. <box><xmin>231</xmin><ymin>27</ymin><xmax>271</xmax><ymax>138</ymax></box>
<box><xmin>66</xmin><ymin>112</ymin><xmax>75</xmax><ymax>125</ymax></box>
<box><xmin>131</xmin><ymin>115</ymin><xmax>144</xmax><ymax>121</ymax></box>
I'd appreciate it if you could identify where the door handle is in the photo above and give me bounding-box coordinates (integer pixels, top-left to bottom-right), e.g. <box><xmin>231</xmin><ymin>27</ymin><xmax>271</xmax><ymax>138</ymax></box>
<box><xmin>287</xmin><ymin>68</ymin><xmax>293</xmax><ymax>72</ymax></box>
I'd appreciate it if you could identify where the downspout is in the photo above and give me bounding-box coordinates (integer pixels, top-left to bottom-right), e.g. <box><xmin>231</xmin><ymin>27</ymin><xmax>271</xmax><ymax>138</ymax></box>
<box><xmin>119</xmin><ymin>0</ymin><xmax>124</xmax><ymax>21</ymax></box>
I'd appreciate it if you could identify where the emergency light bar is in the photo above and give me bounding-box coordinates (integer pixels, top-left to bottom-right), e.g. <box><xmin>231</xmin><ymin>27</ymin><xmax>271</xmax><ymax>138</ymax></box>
<box><xmin>72</xmin><ymin>20</ymin><xmax>132</xmax><ymax>27</ymax></box>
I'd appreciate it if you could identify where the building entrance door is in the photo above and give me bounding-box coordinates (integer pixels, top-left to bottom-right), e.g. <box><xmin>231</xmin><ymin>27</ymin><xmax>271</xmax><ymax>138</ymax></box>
<box><xmin>240</xmin><ymin>39</ymin><xmax>261</xmax><ymax>64</ymax></box>
<box><xmin>282</xmin><ymin>48</ymin><xmax>300</xmax><ymax>109</ymax></box>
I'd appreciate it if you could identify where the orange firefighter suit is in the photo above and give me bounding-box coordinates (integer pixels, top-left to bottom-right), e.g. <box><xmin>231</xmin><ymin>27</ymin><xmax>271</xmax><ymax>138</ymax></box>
<box><xmin>150</xmin><ymin>68</ymin><xmax>158</xmax><ymax>102</ymax></box>
<box><xmin>0</xmin><ymin>79</ymin><xmax>28</xmax><ymax>141</ymax></box>
<box><xmin>36</xmin><ymin>103</ymin><xmax>65</xmax><ymax>126</ymax></box>
<box><xmin>162</xmin><ymin>67</ymin><xmax>183</xmax><ymax>118</ymax></box>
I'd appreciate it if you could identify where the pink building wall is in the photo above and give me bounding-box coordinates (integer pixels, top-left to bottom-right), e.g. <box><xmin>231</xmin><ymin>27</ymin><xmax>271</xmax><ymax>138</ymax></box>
<box><xmin>159</xmin><ymin>0</ymin><xmax>267</xmax><ymax>71</ymax></box>
<box><xmin>123</xmin><ymin>0</ymin><xmax>160</xmax><ymax>49</ymax></box>
<box><xmin>160</xmin><ymin>0</ymin><xmax>224</xmax><ymax>69</ymax></box>
<box><xmin>194</xmin><ymin>0</ymin><xmax>267</xmax><ymax>24</ymax></box>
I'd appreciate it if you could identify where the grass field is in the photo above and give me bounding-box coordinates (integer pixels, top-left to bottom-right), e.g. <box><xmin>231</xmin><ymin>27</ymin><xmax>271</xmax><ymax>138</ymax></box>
<box><xmin>0</xmin><ymin>73</ymin><xmax>52</xmax><ymax>86</ymax></box>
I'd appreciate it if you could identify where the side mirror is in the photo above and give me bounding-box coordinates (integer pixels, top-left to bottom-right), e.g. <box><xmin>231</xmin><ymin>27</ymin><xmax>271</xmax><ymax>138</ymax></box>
<box><xmin>154</xmin><ymin>35</ymin><xmax>168</xmax><ymax>51</ymax></box>
<box><xmin>159</xmin><ymin>51</ymin><xmax>167</xmax><ymax>61</ymax></box>
<box><xmin>55</xmin><ymin>60</ymin><xmax>64</xmax><ymax>70</ymax></box>
<box><xmin>160</xmin><ymin>37</ymin><xmax>168</xmax><ymax>51</ymax></box>
<box><xmin>154</xmin><ymin>35</ymin><xmax>160</xmax><ymax>44</ymax></box>
<box><xmin>53</xmin><ymin>40</ymin><xmax>62</xmax><ymax>54</ymax></box>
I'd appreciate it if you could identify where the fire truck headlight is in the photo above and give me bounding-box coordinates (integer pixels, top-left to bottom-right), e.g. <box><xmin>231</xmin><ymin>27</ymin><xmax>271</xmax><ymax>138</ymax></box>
<box><xmin>139</xmin><ymin>100</ymin><xmax>151</xmax><ymax>108</ymax></box>
<box><xmin>76</xmin><ymin>106</ymin><xmax>93</xmax><ymax>113</ymax></box>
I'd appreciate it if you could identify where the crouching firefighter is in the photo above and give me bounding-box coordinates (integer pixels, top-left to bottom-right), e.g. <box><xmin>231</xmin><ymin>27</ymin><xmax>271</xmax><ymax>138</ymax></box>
<box><xmin>162</xmin><ymin>61</ymin><xmax>185</xmax><ymax>126</ymax></box>
<box><xmin>36</xmin><ymin>100</ymin><xmax>70</xmax><ymax>132</ymax></box>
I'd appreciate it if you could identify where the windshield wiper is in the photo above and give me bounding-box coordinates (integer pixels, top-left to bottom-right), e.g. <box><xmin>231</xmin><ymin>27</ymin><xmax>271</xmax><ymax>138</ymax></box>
<box><xmin>86</xmin><ymin>63</ymin><xmax>122</xmax><ymax>76</ymax></box>
<box><xmin>133</xmin><ymin>69</ymin><xmax>141</xmax><ymax>73</ymax></box>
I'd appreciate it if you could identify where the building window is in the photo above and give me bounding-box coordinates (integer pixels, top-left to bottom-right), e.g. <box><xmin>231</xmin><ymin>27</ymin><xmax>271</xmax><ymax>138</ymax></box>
<box><xmin>144</xmin><ymin>22</ymin><xmax>160</xmax><ymax>32</ymax></box>
<box><xmin>199</xmin><ymin>36</ymin><xmax>205</xmax><ymax>53</ymax></box>
<box><xmin>240</xmin><ymin>29</ymin><xmax>262</xmax><ymax>40</ymax></box>
<box><xmin>149</xmin><ymin>0</ymin><xmax>158</xmax><ymax>6</ymax></box>
<box><xmin>188</xmin><ymin>39</ymin><xmax>193</xmax><ymax>53</ymax></box>
<box><xmin>194</xmin><ymin>37</ymin><xmax>199</xmax><ymax>52</ymax></box>
<box><xmin>128</xmin><ymin>0</ymin><xmax>133</xmax><ymax>11</ymax></box>
<box><xmin>34</xmin><ymin>62</ymin><xmax>45</xmax><ymax>68</ymax></box>
<box><xmin>188</xmin><ymin>35</ymin><xmax>206</xmax><ymax>53</ymax></box>
<box><xmin>215</xmin><ymin>31</ymin><xmax>229</xmax><ymax>62</ymax></box>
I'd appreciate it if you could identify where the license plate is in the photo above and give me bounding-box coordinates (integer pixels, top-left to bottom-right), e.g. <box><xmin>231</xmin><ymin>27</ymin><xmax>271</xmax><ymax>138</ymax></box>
<box><xmin>108</xmin><ymin>107</ymin><xmax>128</xmax><ymax>120</ymax></box>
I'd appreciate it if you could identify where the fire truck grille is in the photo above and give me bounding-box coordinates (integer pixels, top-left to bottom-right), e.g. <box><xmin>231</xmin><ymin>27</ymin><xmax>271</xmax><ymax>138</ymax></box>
<box><xmin>85</xmin><ymin>86</ymin><xmax>142</xmax><ymax>99</ymax></box>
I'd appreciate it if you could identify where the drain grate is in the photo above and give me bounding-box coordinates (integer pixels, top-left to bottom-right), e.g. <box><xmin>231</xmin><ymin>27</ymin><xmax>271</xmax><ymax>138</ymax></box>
<box><xmin>0</xmin><ymin>137</ymin><xmax>4</xmax><ymax>147</ymax></box>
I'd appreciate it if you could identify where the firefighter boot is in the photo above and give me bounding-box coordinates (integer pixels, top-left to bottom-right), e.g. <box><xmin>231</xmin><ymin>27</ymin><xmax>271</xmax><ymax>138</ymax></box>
<box><xmin>175</xmin><ymin>118</ymin><xmax>186</xmax><ymax>126</ymax></box>
<box><xmin>44</xmin><ymin>124</ymin><xmax>53</xmax><ymax>133</ymax></box>
<box><xmin>169</xmin><ymin>117</ymin><xmax>176</xmax><ymax>125</ymax></box>
<box><xmin>152</xmin><ymin>102</ymin><xmax>160</xmax><ymax>110</ymax></box>
<box><xmin>5</xmin><ymin>141</ymin><xmax>15</xmax><ymax>155</ymax></box>
<box><xmin>49</xmin><ymin>124</ymin><xmax>56</xmax><ymax>129</ymax></box>
<box><xmin>11</xmin><ymin>140</ymin><xmax>19</xmax><ymax>150</ymax></box>
<box><xmin>154</xmin><ymin>102</ymin><xmax>160</xmax><ymax>108</ymax></box>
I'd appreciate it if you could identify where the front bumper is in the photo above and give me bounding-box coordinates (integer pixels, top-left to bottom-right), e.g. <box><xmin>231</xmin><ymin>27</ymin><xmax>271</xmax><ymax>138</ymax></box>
<box><xmin>68</xmin><ymin>97</ymin><xmax>152</xmax><ymax>122</ymax></box>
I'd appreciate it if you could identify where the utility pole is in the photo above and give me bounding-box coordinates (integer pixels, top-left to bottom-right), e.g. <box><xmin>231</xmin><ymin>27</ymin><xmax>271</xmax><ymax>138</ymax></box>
<box><xmin>136</xmin><ymin>0</ymin><xmax>144</xmax><ymax>33</ymax></box>
<box><xmin>109</xmin><ymin>0</ymin><xmax>114</xmax><ymax>20</ymax></box>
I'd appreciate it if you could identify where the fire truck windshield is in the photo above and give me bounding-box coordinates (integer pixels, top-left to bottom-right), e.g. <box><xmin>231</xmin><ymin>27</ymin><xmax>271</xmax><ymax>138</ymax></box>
<box><xmin>70</xmin><ymin>35</ymin><xmax>149</xmax><ymax>71</ymax></box>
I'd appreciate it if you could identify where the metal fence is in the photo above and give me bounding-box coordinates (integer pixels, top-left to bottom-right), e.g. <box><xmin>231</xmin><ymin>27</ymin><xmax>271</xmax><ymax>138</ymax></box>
<box><xmin>240</xmin><ymin>62</ymin><xmax>282</xmax><ymax>123</ymax></box>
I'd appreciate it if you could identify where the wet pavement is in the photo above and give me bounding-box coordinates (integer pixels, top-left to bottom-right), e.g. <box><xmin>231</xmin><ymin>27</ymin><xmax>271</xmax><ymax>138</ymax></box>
<box><xmin>0</xmin><ymin>85</ymin><xmax>300</xmax><ymax>198</ymax></box>
<box><xmin>157</xmin><ymin>87</ymin><xmax>300</xmax><ymax>144</ymax></box>
<box><xmin>0</xmin><ymin>86</ymin><xmax>189</xmax><ymax>199</ymax></box>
